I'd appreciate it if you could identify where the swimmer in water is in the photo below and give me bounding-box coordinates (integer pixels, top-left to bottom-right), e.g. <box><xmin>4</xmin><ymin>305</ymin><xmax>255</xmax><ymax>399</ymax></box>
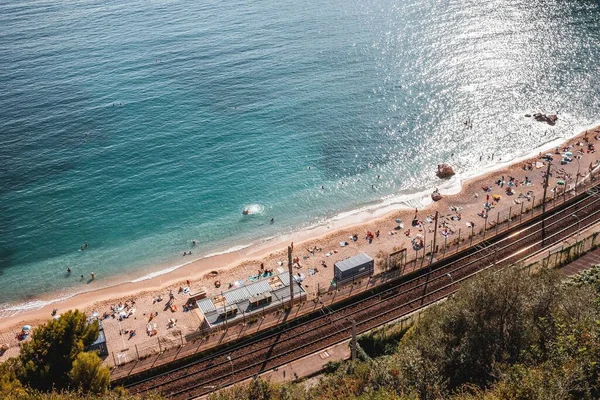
<box><xmin>67</xmin><ymin>267</ymin><xmax>71</xmax><ymax>274</ymax></box>
<box><xmin>270</xmin><ymin>217</ymin><xmax>274</xmax><ymax>224</ymax></box>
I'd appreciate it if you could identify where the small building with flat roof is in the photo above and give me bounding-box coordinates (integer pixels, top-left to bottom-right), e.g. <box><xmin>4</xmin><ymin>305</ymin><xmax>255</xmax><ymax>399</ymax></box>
<box><xmin>196</xmin><ymin>272</ymin><xmax>306</xmax><ymax>329</ymax></box>
<box><xmin>334</xmin><ymin>253</ymin><xmax>374</xmax><ymax>283</ymax></box>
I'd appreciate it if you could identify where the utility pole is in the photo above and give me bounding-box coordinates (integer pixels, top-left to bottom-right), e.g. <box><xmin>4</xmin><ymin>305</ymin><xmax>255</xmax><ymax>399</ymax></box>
<box><xmin>541</xmin><ymin>161</ymin><xmax>552</xmax><ymax>246</ymax></box>
<box><xmin>429</xmin><ymin>211</ymin><xmax>439</xmax><ymax>266</ymax></box>
<box><xmin>288</xmin><ymin>245</ymin><xmax>294</xmax><ymax>309</ymax></box>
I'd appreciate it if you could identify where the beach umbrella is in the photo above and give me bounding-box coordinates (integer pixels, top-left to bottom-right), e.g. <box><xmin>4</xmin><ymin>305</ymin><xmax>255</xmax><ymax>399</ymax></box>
<box><xmin>411</xmin><ymin>234</ymin><xmax>424</xmax><ymax>250</ymax></box>
<box><xmin>492</xmin><ymin>194</ymin><xmax>502</xmax><ymax>201</ymax></box>
<box><xmin>395</xmin><ymin>218</ymin><xmax>403</xmax><ymax>224</ymax></box>
<box><xmin>565</xmin><ymin>151</ymin><xmax>573</xmax><ymax>157</ymax></box>
<box><xmin>22</xmin><ymin>325</ymin><xmax>31</xmax><ymax>332</ymax></box>
<box><xmin>556</xmin><ymin>180</ymin><xmax>565</xmax><ymax>185</ymax></box>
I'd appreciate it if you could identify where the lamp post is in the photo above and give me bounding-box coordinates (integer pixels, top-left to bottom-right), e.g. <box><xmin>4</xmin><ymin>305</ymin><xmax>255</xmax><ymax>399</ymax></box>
<box><xmin>541</xmin><ymin>161</ymin><xmax>552</xmax><ymax>246</ymax></box>
<box><xmin>574</xmin><ymin>157</ymin><xmax>581</xmax><ymax>194</ymax></box>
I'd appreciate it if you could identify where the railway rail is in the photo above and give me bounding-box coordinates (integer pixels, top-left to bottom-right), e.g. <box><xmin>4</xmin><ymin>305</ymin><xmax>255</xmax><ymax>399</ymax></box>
<box><xmin>123</xmin><ymin>185</ymin><xmax>600</xmax><ymax>399</ymax></box>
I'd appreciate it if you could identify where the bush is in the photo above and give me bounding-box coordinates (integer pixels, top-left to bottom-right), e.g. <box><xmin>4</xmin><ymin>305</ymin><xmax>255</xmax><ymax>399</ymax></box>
<box><xmin>18</xmin><ymin>310</ymin><xmax>99</xmax><ymax>391</ymax></box>
<box><xmin>68</xmin><ymin>352</ymin><xmax>110</xmax><ymax>394</ymax></box>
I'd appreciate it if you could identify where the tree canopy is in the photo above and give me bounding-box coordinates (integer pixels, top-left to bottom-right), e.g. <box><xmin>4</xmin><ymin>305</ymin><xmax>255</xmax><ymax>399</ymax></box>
<box><xmin>18</xmin><ymin>309</ymin><xmax>99</xmax><ymax>391</ymax></box>
<box><xmin>209</xmin><ymin>267</ymin><xmax>600</xmax><ymax>400</ymax></box>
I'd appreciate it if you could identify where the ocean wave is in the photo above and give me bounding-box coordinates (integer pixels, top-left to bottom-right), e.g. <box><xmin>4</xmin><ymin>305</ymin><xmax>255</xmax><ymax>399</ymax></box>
<box><xmin>0</xmin><ymin>293</ymin><xmax>77</xmax><ymax>315</ymax></box>
<box><xmin>130</xmin><ymin>243</ymin><xmax>256</xmax><ymax>283</ymax></box>
<box><xmin>242</xmin><ymin>203</ymin><xmax>265</xmax><ymax>215</ymax></box>
<box><xmin>202</xmin><ymin>243</ymin><xmax>253</xmax><ymax>258</ymax></box>
<box><xmin>129</xmin><ymin>264</ymin><xmax>185</xmax><ymax>283</ymax></box>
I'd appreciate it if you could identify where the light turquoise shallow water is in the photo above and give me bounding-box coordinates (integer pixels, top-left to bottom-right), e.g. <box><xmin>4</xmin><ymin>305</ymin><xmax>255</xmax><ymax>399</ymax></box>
<box><xmin>1</xmin><ymin>0</ymin><xmax>599</xmax><ymax>310</ymax></box>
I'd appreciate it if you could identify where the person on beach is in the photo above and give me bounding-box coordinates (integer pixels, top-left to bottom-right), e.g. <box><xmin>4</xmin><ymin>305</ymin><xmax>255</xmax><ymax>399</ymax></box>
<box><xmin>90</xmin><ymin>272</ymin><xmax>95</xmax><ymax>280</ymax></box>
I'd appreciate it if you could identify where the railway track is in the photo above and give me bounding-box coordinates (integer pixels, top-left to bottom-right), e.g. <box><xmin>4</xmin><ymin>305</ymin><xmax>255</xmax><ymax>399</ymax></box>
<box><xmin>124</xmin><ymin>186</ymin><xmax>600</xmax><ymax>399</ymax></box>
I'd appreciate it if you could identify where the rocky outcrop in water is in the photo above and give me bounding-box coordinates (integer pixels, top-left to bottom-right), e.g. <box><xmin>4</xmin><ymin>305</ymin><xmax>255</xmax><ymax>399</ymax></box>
<box><xmin>529</xmin><ymin>113</ymin><xmax>558</xmax><ymax>126</ymax></box>
<box><xmin>436</xmin><ymin>163</ymin><xmax>455</xmax><ymax>179</ymax></box>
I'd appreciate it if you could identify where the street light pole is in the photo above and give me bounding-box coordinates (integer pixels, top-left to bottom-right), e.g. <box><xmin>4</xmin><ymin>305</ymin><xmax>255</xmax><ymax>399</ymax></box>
<box><xmin>541</xmin><ymin>161</ymin><xmax>552</xmax><ymax>246</ymax></box>
<box><xmin>429</xmin><ymin>212</ymin><xmax>439</xmax><ymax>267</ymax></box>
<box><xmin>575</xmin><ymin>157</ymin><xmax>581</xmax><ymax>194</ymax></box>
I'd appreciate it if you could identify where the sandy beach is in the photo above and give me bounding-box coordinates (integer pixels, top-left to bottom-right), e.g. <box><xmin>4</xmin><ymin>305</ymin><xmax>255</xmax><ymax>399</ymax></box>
<box><xmin>1</xmin><ymin>124</ymin><xmax>600</xmax><ymax>363</ymax></box>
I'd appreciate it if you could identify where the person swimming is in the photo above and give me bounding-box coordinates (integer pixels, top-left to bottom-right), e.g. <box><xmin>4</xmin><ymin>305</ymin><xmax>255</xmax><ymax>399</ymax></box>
<box><xmin>242</xmin><ymin>209</ymin><xmax>249</xmax><ymax>215</ymax></box>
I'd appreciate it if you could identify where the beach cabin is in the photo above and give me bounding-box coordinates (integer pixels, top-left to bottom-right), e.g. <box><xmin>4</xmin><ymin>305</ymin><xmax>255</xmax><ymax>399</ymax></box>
<box><xmin>334</xmin><ymin>253</ymin><xmax>374</xmax><ymax>284</ymax></box>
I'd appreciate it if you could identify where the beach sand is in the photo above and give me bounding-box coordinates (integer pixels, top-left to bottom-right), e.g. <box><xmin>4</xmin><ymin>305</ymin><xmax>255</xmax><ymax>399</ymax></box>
<box><xmin>1</xmin><ymin>124</ymin><xmax>600</xmax><ymax>362</ymax></box>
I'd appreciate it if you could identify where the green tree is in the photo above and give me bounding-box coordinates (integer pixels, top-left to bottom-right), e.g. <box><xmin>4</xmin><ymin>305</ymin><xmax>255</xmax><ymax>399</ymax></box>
<box><xmin>68</xmin><ymin>352</ymin><xmax>110</xmax><ymax>394</ymax></box>
<box><xmin>18</xmin><ymin>310</ymin><xmax>99</xmax><ymax>391</ymax></box>
<box><xmin>0</xmin><ymin>357</ymin><xmax>26</xmax><ymax>399</ymax></box>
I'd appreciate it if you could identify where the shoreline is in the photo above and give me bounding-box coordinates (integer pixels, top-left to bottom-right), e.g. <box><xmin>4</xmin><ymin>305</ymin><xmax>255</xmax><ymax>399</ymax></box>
<box><xmin>1</xmin><ymin>123</ymin><xmax>599</xmax><ymax>335</ymax></box>
<box><xmin>0</xmin><ymin>122</ymin><xmax>600</xmax><ymax>322</ymax></box>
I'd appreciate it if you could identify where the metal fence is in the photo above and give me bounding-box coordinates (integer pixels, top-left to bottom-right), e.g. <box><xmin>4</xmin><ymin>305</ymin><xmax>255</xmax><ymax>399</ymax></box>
<box><xmin>522</xmin><ymin>231</ymin><xmax>600</xmax><ymax>275</ymax></box>
<box><xmin>109</xmin><ymin>166</ymin><xmax>600</xmax><ymax>378</ymax></box>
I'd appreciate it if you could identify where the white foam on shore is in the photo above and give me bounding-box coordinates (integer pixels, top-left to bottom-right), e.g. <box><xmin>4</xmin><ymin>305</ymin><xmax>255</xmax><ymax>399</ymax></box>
<box><xmin>129</xmin><ymin>243</ymin><xmax>255</xmax><ymax>283</ymax></box>
<box><xmin>0</xmin><ymin>293</ymin><xmax>78</xmax><ymax>316</ymax></box>
<box><xmin>284</xmin><ymin>124</ymin><xmax>597</xmax><ymax>235</ymax></box>
<box><xmin>129</xmin><ymin>264</ymin><xmax>186</xmax><ymax>283</ymax></box>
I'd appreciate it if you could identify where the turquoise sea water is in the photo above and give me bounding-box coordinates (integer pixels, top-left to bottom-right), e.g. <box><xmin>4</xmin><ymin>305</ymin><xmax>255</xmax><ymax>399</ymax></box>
<box><xmin>1</xmin><ymin>0</ymin><xmax>599</xmax><ymax>310</ymax></box>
